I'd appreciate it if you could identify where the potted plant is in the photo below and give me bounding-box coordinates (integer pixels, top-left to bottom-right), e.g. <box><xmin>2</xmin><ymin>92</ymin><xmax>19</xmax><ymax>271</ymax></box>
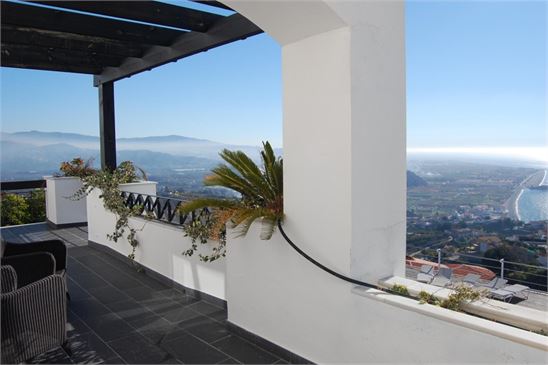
<box><xmin>44</xmin><ymin>157</ymin><xmax>95</xmax><ymax>228</ymax></box>
<box><xmin>180</xmin><ymin>141</ymin><xmax>283</xmax><ymax>262</ymax></box>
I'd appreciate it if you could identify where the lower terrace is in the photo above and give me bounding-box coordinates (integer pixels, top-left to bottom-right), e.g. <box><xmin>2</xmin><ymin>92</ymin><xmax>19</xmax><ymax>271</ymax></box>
<box><xmin>1</xmin><ymin>223</ymin><xmax>296</xmax><ymax>364</ymax></box>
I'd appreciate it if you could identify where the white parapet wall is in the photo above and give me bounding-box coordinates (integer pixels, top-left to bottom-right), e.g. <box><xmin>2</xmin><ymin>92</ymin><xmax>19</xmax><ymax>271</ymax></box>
<box><xmin>45</xmin><ymin>176</ymin><xmax>87</xmax><ymax>226</ymax></box>
<box><xmin>86</xmin><ymin>181</ymin><xmax>226</xmax><ymax>300</ymax></box>
<box><xmin>227</xmin><ymin>225</ymin><xmax>548</xmax><ymax>364</ymax></box>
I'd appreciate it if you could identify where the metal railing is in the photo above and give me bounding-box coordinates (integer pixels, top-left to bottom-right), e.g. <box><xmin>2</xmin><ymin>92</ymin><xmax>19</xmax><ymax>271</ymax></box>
<box><xmin>0</xmin><ymin>179</ymin><xmax>46</xmax><ymax>193</ymax></box>
<box><xmin>120</xmin><ymin>191</ymin><xmax>210</xmax><ymax>226</ymax></box>
<box><xmin>413</xmin><ymin>250</ymin><xmax>548</xmax><ymax>292</ymax></box>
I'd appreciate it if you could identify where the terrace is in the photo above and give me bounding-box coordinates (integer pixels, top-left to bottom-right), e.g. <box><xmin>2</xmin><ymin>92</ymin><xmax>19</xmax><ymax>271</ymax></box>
<box><xmin>1</xmin><ymin>223</ymin><xmax>294</xmax><ymax>364</ymax></box>
<box><xmin>1</xmin><ymin>1</ymin><xmax>547</xmax><ymax>364</ymax></box>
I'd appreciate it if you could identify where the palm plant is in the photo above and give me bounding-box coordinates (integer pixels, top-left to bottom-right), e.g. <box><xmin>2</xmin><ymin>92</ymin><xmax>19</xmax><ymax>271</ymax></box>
<box><xmin>179</xmin><ymin>141</ymin><xmax>283</xmax><ymax>240</ymax></box>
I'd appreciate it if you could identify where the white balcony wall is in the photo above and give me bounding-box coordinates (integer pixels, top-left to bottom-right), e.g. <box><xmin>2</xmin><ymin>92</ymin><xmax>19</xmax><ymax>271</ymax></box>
<box><xmin>225</xmin><ymin>0</ymin><xmax>546</xmax><ymax>363</ymax></box>
<box><xmin>86</xmin><ymin>181</ymin><xmax>226</xmax><ymax>300</ymax></box>
<box><xmin>45</xmin><ymin>176</ymin><xmax>87</xmax><ymax>226</ymax></box>
<box><xmin>227</xmin><ymin>225</ymin><xmax>547</xmax><ymax>363</ymax></box>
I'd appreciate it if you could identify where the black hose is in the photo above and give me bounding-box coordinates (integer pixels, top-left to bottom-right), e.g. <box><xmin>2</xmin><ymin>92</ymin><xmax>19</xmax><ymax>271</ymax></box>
<box><xmin>276</xmin><ymin>220</ymin><xmax>419</xmax><ymax>301</ymax></box>
<box><xmin>277</xmin><ymin>220</ymin><xmax>378</xmax><ymax>289</ymax></box>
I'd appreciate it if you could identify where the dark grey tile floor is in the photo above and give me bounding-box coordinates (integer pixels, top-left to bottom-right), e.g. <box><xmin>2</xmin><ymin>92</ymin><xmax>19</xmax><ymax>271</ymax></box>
<box><xmin>1</xmin><ymin>224</ymin><xmax>289</xmax><ymax>364</ymax></box>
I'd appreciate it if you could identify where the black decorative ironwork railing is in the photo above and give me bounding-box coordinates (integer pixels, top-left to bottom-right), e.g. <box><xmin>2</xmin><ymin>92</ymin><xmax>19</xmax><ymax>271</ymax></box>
<box><xmin>120</xmin><ymin>191</ymin><xmax>210</xmax><ymax>226</ymax></box>
<box><xmin>0</xmin><ymin>179</ymin><xmax>46</xmax><ymax>192</ymax></box>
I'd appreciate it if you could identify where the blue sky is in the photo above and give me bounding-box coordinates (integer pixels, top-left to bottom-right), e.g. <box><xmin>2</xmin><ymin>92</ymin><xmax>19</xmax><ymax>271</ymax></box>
<box><xmin>1</xmin><ymin>0</ymin><xmax>546</xmax><ymax>149</ymax></box>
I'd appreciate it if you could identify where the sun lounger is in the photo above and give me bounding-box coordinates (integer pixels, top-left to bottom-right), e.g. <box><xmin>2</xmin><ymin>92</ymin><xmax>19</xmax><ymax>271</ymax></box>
<box><xmin>478</xmin><ymin>277</ymin><xmax>507</xmax><ymax>290</ymax></box>
<box><xmin>489</xmin><ymin>284</ymin><xmax>530</xmax><ymax>302</ymax></box>
<box><xmin>431</xmin><ymin>267</ymin><xmax>453</xmax><ymax>287</ymax></box>
<box><xmin>417</xmin><ymin>265</ymin><xmax>435</xmax><ymax>283</ymax></box>
<box><xmin>501</xmin><ymin>284</ymin><xmax>530</xmax><ymax>299</ymax></box>
<box><xmin>461</xmin><ymin>273</ymin><xmax>481</xmax><ymax>285</ymax></box>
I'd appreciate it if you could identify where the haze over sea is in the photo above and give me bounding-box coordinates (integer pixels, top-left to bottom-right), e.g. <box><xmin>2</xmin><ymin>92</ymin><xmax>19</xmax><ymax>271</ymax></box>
<box><xmin>518</xmin><ymin>171</ymin><xmax>548</xmax><ymax>223</ymax></box>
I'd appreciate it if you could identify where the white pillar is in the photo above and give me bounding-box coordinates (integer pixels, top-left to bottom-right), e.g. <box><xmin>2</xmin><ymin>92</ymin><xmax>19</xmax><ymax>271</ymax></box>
<box><xmin>230</xmin><ymin>0</ymin><xmax>406</xmax><ymax>282</ymax></box>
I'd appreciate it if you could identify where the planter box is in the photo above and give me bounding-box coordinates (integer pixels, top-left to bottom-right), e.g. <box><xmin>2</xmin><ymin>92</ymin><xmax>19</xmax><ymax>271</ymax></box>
<box><xmin>45</xmin><ymin>176</ymin><xmax>87</xmax><ymax>228</ymax></box>
<box><xmin>86</xmin><ymin>180</ymin><xmax>225</xmax><ymax>300</ymax></box>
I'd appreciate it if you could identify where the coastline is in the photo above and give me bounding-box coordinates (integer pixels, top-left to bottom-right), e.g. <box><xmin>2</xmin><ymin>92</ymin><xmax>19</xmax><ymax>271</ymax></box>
<box><xmin>505</xmin><ymin>170</ymin><xmax>546</xmax><ymax>221</ymax></box>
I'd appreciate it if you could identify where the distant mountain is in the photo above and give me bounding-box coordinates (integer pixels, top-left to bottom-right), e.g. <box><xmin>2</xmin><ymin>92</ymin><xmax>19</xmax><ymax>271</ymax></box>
<box><xmin>0</xmin><ymin>131</ymin><xmax>263</xmax><ymax>160</ymax></box>
<box><xmin>407</xmin><ymin>170</ymin><xmax>428</xmax><ymax>188</ymax></box>
<box><xmin>0</xmin><ymin>139</ymin><xmax>217</xmax><ymax>179</ymax></box>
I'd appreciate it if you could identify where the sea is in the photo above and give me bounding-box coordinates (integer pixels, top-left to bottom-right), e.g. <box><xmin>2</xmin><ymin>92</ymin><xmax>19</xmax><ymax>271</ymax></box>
<box><xmin>517</xmin><ymin>170</ymin><xmax>548</xmax><ymax>223</ymax></box>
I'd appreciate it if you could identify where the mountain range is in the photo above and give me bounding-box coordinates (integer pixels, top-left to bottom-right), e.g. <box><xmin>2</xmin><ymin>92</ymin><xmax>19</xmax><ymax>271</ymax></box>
<box><xmin>0</xmin><ymin>131</ymin><xmax>427</xmax><ymax>188</ymax></box>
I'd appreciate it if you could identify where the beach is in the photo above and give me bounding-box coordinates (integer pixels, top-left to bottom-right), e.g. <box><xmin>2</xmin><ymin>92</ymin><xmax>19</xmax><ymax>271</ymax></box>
<box><xmin>505</xmin><ymin>170</ymin><xmax>547</xmax><ymax>221</ymax></box>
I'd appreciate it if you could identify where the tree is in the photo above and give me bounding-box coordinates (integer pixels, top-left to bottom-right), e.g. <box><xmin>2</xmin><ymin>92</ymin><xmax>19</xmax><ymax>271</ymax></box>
<box><xmin>27</xmin><ymin>190</ymin><xmax>46</xmax><ymax>223</ymax></box>
<box><xmin>1</xmin><ymin>193</ymin><xmax>30</xmax><ymax>226</ymax></box>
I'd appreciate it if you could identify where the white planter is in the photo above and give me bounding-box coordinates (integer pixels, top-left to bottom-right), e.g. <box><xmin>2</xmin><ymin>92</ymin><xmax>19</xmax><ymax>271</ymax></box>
<box><xmin>86</xmin><ymin>180</ymin><xmax>226</xmax><ymax>300</ymax></box>
<box><xmin>45</xmin><ymin>176</ymin><xmax>87</xmax><ymax>227</ymax></box>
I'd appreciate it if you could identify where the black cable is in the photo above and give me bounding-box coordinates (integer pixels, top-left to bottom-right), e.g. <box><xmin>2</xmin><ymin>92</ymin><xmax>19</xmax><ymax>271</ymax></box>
<box><xmin>277</xmin><ymin>220</ymin><xmax>378</xmax><ymax>289</ymax></box>
<box><xmin>277</xmin><ymin>220</ymin><xmax>419</xmax><ymax>301</ymax></box>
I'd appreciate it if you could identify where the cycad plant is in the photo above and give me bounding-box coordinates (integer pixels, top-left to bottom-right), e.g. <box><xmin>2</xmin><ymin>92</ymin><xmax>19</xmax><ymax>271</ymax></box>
<box><xmin>180</xmin><ymin>141</ymin><xmax>283</xmax><ymax>248</ymax></box>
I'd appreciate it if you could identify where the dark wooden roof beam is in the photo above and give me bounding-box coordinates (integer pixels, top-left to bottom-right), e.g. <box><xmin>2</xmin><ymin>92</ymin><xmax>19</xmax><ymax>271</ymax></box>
<box><xmin>1</xmin><ymin>25</ymin><xmax>147</xmax><ymax>59</ymax></box>
<box><xmin>2</xmin><ymin>1</ymin><xmax>186</xmax><ymax>46</ymax></box>
<box><xmin>1</xmin><ymin>43</ymin><xmax>126</xmax><ymax>74</ymax></box>
<box><xmin>94</xmin><ymin>13</ymin><xmax>262</xmax><ymax>86</ymax></box>
<box><xmin>31</xmin><ymin>1</ymin><xmax>224</xmax><ymax>33</ymax></box>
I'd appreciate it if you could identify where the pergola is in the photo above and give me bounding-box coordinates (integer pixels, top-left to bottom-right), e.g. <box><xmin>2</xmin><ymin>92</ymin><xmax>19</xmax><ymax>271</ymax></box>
<box><xmin>1</xmin><ymin>0</ymin><xmax>262</xmax><ymax>170</ymax></box>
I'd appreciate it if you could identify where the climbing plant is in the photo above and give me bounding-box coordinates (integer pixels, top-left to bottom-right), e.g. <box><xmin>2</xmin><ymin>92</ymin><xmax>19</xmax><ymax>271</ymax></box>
<box><xmin>72</xmin><ymin>161</ymin><xmax>147</xmax><ymax>261</ymax></box>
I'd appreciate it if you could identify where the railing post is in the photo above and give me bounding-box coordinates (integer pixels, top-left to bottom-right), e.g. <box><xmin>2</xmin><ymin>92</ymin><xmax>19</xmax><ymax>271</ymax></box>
<box><xmin>500</xmin><ymin>258</ymin><xmax>505</xmax><ymax>280</ymax></box>
<box><xmin>436</xmin><ymin>248</ymin><xmax>442</xmax><ymax>271</ymax></box>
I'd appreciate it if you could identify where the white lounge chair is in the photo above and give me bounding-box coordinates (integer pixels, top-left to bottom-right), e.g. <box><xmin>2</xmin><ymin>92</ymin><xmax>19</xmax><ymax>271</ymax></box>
<box><xmin>490</xmin><ymin>284</ymin><xmax>530</xmax><ymax>302</ymax></box>
<box><xmin>479</xmin><ymin>277</ymin><xmax>507</xmax><ymax>290</ymax></box>
<box><xmin>431</xmin><ymin>267</ymin><xmax>453</xmax><ymax>287</ymax></box>
<box><xmin>417</xmin><ymin>265</ymin><xmax>435</xmax><ymax>283</ymax></box>
<box><xmin>461</xmin><ymin>273</ymin><xmax>481</xmax><ymax>285</ymax></box>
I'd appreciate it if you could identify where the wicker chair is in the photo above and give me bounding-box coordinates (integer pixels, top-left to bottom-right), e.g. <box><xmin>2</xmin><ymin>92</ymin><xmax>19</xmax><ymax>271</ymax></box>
<box><xmin>2</xmin><ymin>239</ymin><xmax>67</xmax><ymax>288</ymax></box>
<box><xmin>1</xmin><ymin>263</ymin><xmax>68</xmax><ymax>363</ymax></box>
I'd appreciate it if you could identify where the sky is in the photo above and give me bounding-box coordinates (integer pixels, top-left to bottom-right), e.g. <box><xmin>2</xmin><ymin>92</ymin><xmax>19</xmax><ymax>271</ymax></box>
<box><xmin>1</xmin><ymin>0</ymin><xmax>546</xmax><ymax>151</ymax></box>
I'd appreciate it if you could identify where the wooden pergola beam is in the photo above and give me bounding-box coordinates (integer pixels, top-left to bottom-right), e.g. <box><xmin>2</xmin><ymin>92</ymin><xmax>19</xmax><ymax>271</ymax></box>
<box><xmin>2</xmin><ymin>1</ymin><xmax>186</xmax><ymax>46</ymax></box>
<box><xmin>1</xmin><ymin>25</ymin><xmax>147</xmax><ymax>59</ymax></box>
<box><xmin>1</xmin><ymin>43</ymin><xmax>126</xmax><ymax>74</ymax></box>
<box><xmin>94</xmin><ymin>13</ymin><xmax>262</xmax><ymax>85</ymax></box>
<box><xmin>32</xmin><ymin>1</ymin><xmax>224</xmax><ymax>33</ymax></box>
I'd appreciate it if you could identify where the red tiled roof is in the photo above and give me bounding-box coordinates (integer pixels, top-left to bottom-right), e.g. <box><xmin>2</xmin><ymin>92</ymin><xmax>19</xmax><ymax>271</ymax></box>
<box><xmin>405</xmin><ymin>256</ymin><xmax>448</xmax><ymax>269</ymax></box>
<box><xmin>446</xmin><ymin>263</ymin><xmax>496</xmax><ymax>280</ymax></box>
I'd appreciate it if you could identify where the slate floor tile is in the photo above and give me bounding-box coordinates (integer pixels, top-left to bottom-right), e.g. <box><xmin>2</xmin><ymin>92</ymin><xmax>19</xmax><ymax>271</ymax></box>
<box><xmin>189</xmin><ymin>300</ymin><xmax>228</xmax><ymax>322</ymax></box>
<box><xmin>82</xmin><ymin>312</ymin><xmax>136</xmax><ymax>342</ymax></box>
<box><xmin>108</xmin><ymin>333</ymin><xmax>177</xmax><ymax>364</ymax></box>
<box><xmin>69</xmin><ymin>297</ymin><xmax>111</xmax><ymax>318</ymax></box>
<box><xmin>69</xmin><ymin>271</ymin><xmax>109</xmax><ymax>290</ymax></box>
<box><xmin>144</xmin><ymin>298</ymin><xmax>202</xmax><ymax>324</ymax></box>
<box><xmin>104</xmin><ymin>299</ymin><xmax>151</xmax><ymax>323</ymax></box>
<box><xmin>87</xmin><ymin>285</ymin><xmax>131</xmax><ymax>305</ymax></box>
<box><xmin>64</xmin><ymin>331</ymin><xmax>120</xmax><ymax>364</ymax></box>
<box><xmin>178</xmin><ymin>315</ymin><xmax>231</xmax><ymax>343</ymax></box>
<box><xmin>162</xmin><ymin>332</ymin><xmax>228</xmax><ymax>364</ymax></box>
<box><xmin>212</xmin><ymin>335</ymin><xmax>280</xmax><ymax>364</ymax></box>
<box><xmin>66</xmin><ymin>278</ymin><xmax>91</xmax><ymax>301</ymax></box>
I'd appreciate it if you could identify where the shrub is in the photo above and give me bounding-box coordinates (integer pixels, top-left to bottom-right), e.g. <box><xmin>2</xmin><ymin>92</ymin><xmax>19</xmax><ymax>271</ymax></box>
<box><xmin>1</xmin><ymin>193</ymin><xmax>30</xmax><ymax>226</ymax></box>
<box><xmin>391</xmin><ymin>284</ymin><xmax>410</xmax><ymax>296</ymax></box>
<box><xmin>27</xmin><ymin>189</ymin><xmax>46</xmax><ymax>223</ymax></box>
<box><xmin>418</xmin><ymin>291</ymin><xmax>441</xmax><ymax>306</ymax></box>
<box><xmin>59</xmin><ymin>157</ymin><xmax>96</xmax><ymax>178</ymax></box>
<box><xmin>440</xmin><ymin>285</ymin><xmax>486</xmax><ymax>311</ymax></box>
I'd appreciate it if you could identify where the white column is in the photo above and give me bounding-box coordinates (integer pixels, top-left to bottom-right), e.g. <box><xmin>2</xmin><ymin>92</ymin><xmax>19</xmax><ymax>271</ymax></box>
<box><xmin>230</xmin><ymin>0</ymin><xmax>406</xmax><ymax>282</ymax></box>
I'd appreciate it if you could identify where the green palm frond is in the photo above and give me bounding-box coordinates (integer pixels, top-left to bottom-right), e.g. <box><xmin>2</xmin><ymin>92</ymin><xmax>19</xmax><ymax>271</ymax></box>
<box><xmin>182</xmin><ymin>141</ymin><xmax>283</xmax><ymax>263</ymax></box>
